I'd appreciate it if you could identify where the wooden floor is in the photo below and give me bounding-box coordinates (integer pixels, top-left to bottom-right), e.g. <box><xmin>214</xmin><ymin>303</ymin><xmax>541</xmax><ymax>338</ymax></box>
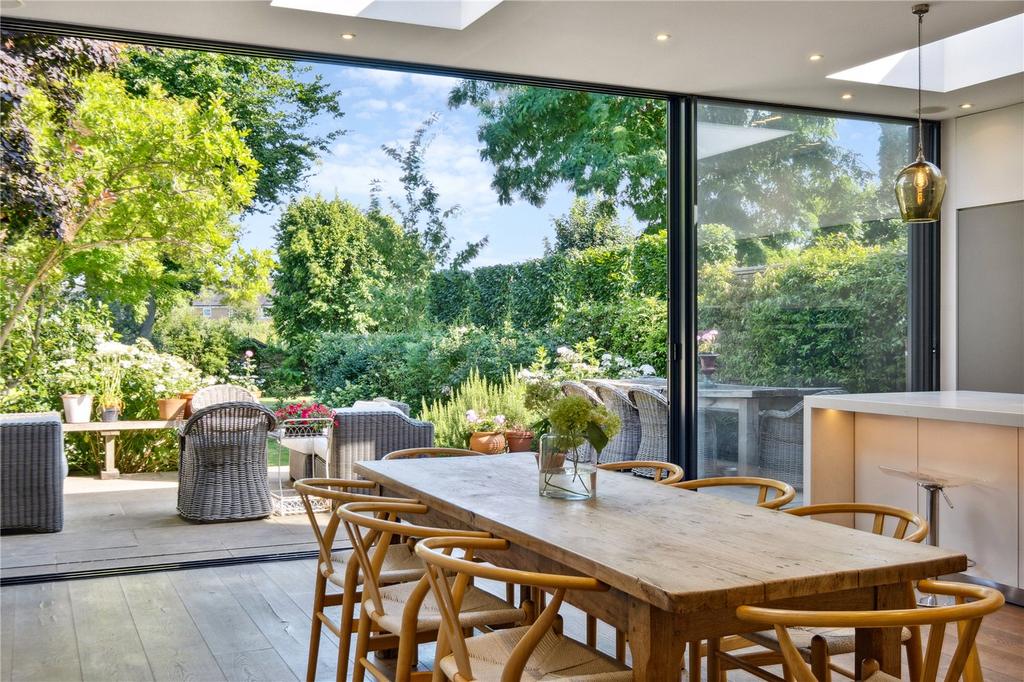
<box><xmin>0</xmin><ymin>558</ymin><xmax>1021</xmax><ymax>682</ymax></box>
<box><xmin>1</xmin><ymin>470</ymin><xmax>335</xmax><ymax>580</ymax></box>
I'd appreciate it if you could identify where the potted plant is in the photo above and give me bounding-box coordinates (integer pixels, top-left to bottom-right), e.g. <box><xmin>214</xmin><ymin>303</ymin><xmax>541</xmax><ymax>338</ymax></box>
<box><xmin>275</xmin><ymin>401</ymin><xmax>335</xmax><ymax>454</ymax></box>
<box><xmin>56</xmin><ymin>358</ymin><xmax>94</xmax><ymax>423</ymax></box>
<box><xmin>96</xmin><ymin>349</ymin><xmax>124</xmax><ymax>422</ymax></box>
<box><xmin>155</xmin><ymin>384</ymin><xmax>188</xmax><ymax>420</ymax></box>
<box><xmin>505</xmin><ymin>424</ymin><xmax>535</xmax><ymax>452</ymax></box>
<box><xmin>179</xmin><ymin>391</ymin><xmax>196</xmax><ymax>418</ymax></box>
<box><xmin>697</xmin><ymin>329</ymin><xmax>720</xmax><ymax>385</ymax></box>
<box><xmin>466</xmin><ymin>410</ymin><xmax>507</xmax><ymax>454</ymax></box>
<box><xmin>537</xmin><ymin>396</ymin><xmax>620</xmax><ymax>500</ymax></box>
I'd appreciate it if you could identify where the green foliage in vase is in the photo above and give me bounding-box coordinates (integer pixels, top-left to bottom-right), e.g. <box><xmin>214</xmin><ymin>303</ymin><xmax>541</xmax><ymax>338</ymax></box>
<box><xmin>547</xmin><ymin>395</ymin><xmax>621</xmax><ymax>453</ymax></box>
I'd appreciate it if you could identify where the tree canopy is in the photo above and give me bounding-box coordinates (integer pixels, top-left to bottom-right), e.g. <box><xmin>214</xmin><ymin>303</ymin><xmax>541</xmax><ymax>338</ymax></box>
<box><xmin>0</xmin><ymin>72</ymin><xmax>258</xmax><ymax>351</ymax></box>
<box><xmin>545</xmin><ymin>196</ymin><xmax>631</xmax><ymax>254</ymax></box>
<box><xmin>117</xmin><ymin>48</ymin><xmax>345</xmax><ymax>211</ymax></box>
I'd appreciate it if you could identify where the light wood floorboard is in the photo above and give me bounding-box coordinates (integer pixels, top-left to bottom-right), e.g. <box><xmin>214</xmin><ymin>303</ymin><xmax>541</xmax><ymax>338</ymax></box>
<box><xmin>1</xmin><ymin>559</ymin><xmax>1020</xmax><ymax>681</ymax></box>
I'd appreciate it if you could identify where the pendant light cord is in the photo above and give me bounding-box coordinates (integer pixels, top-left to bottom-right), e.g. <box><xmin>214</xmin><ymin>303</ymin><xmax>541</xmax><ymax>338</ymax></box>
<box><xmin>916</xmin><ymin>10</ymin><xmax>924</xmax><ymax>160</ymax></box>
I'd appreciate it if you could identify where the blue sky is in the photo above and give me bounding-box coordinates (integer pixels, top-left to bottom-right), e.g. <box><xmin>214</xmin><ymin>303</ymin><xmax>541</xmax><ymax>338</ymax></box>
<box><xmin>238</xmin><ymin>62</ymin><xmax>898</xmax><ymax>266</ymax></box>
<box><xmin>238</xmin><ymin>64</ymin><xmax>580</xmax><ymax>266</ymax></box>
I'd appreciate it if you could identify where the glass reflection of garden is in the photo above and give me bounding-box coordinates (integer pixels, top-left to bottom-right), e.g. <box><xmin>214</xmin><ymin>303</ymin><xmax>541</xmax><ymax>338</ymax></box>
<box><xmin>2</xmin><ymin>33</ymin><xmax>914</xmax><ymax>478</ymax></box>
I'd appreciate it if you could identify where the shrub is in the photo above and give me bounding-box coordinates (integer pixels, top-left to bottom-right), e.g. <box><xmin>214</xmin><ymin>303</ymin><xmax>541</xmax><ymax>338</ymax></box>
<box><xmin>419</xmin><ymin>368</ymin><xmax>531</xmax><ymax>448</ymax></box>
<box><xmin>153</xmin><ymin>305</ymin><xmax>272</xmax><ymax>381</ymax></box>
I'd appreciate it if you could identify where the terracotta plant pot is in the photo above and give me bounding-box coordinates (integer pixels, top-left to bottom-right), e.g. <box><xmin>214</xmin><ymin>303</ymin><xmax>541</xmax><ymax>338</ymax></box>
<box><xmin>157</xmin><ymin>398</ymin><xmax>187</xmax><ymax>420</ymax></box>
<box><xmin>62</xmin><ymin>394</ymin><xmax>93</xmax><ymax>424</ymax></box>
<box><xmin>505</xmin><ymin>430</ymin><xmax>535</xmax><ymax>452</ymax></box>
<box><xmin>469</xmin><ymin>431</ymin><xmax>507</xmax><ymax>454</ymax></box>
<box><xmin>179</xmin><ymin>392</ymin><xmax>195</xmax><ymax>418</ymax></box>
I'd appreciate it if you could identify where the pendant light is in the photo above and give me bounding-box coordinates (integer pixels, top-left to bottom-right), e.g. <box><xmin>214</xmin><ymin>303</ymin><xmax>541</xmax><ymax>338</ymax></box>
<box><xmin>894</xmin><ymin>3</ymin><xmax>946</xmax><ymax>222</ymax></box>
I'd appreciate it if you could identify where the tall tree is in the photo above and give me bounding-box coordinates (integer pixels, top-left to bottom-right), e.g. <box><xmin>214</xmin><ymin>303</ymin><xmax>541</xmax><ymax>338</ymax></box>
<box><xmin>117</xmin><ymin>48</ymin><xmax>345</xmax><ymax>211</ymax></box>
<box><xmin>373</xmin><ymin>114</ymin><xmax>487</xmax><ymax>269</ymax></box>
<box><xmin>0</xmin><ymin>73</ymin><xmax>257</xmax><ymax>351</ymax></box>
<box><xmin>545</xmin><ymin>196</ymin><xmax>631</xmax><ymax>254</ymax></box>
<box><xmin>0</xmin><ymin>29</ymin><xmax>119</xmax><ymax>244</ymax></box>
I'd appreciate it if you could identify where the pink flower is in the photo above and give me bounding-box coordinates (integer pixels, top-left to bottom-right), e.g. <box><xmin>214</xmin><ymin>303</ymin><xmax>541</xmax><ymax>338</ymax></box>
<box><xmin>465</xmin><ymin>409</ymin><xmax>479</xmax><ymax>423</ymax></box>
<box><xmin>244</xmin><ymin>349</ymin><xmax>254</xmax><ymax>358</ymax></box>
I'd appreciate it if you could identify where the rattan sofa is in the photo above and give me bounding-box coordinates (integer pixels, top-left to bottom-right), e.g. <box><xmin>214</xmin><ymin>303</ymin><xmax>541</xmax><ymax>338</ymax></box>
<box><xmin>0</xmin><ymin>412</ymin><xmax>66</xmax><ymax>533</ymax></box>
<box><xmin>177</xmin><ymin>401</ymin><xmax>277</xmax><ymax>522</ymax></box>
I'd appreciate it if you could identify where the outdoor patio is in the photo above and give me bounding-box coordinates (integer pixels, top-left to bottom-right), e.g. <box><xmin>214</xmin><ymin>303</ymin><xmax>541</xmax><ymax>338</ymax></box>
<box><xmin>0</xmin><ymin>467</ymin><xmax>337</xmax><ymax>581</ymax></box>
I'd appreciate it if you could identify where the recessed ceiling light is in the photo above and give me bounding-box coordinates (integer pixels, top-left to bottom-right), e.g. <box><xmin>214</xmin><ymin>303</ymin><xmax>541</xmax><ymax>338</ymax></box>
<box><xmin>809</xmin><ymin>54</ymin><xmax>824</xmax><ymax>62</ymax></box>
<box><xmin>841</xmin><ymin>93</ymin><xmax>853</xmax><ymax>100</ymax></box>
<box><xmin>655</xmin><ymin>33</ymin><xmax>671</xmax><ymax>42</ymax></box>
<box><xmin>960</xmin><ymin>103</ymin><xmax>973</xmax><ymax>109</ymax></box>
<box><xmin>340</xmin><ymin>33</ymin><xmax>356</xmax><ymax>40</ymax></box>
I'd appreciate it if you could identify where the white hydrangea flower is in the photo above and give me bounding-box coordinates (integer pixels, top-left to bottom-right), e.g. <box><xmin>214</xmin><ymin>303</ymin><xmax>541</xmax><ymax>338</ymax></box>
<box><xmin>639</xmin><ymin>364</ymin><xmax>656</xmax><ymax>376</ymax></box>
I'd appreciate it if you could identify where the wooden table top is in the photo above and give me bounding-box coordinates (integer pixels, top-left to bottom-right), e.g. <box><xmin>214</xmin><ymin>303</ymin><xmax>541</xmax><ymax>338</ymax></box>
<box><xmin>355</xmin><ymin>454</ymin><xmax>967</xmax><ymax>613</ymax></box>
<box><xmin>62</xmin><ymin>420</ymin><xmax>180</xmax><ymax>433</ymax></box>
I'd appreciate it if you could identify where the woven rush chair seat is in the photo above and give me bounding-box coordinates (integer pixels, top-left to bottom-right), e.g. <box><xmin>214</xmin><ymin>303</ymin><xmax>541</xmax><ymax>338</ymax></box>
<box><xmin>322</xmin><ymin>543</ymin><xmax>425</xmax><ymax>587</ymax></box>
<box><xmin>373</xmin><ymin>578</ymin><xmax>523</xmax><ymax>635</ymax></box>
<box><xmin>438</xmin><ymin>625</ymin><xmax>633</xmax><ymax>681</ymax></box>
<box><xmin>743</xmin><ymin>624</ymin><xmax>913</xmax><ymax>658</ymax></box>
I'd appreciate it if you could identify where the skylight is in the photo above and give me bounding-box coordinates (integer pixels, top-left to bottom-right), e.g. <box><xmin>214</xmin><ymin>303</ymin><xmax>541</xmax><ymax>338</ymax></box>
<box><xmin>270</xmin><ymin>0</ymin><xmax>503</xmax><ymax>31</ymax></box>
<box><xmin>828</xmin><ymin>14</ymin><xmax>1024</xmax><ymax>92</ymax></box>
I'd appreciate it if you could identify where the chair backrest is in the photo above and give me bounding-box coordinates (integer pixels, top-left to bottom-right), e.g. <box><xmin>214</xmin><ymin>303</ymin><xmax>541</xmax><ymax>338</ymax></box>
<box><xmin>670</xmin><ymin>476</ymin><xmax>796</xmax><ymax>509</ymax></box>
<box><xmin>786</xmin><ymin>502</ymin><xmax>928</xmax><ymax>542</ymax></box>
<box><xmin>293</xmin><ymin>478</ymin><xmax>414</xmax><ymax>577</ymax></box>
<box><xmin>736</xmin><ymin>580</ymin><xmax>1004</xmax><ymax>682</ymax></box>
<box><xmin>383</xmin><ymin>447</ymin><xmax>480</xmax><ymax>460</ymax></box>
<box><xmin>597</xmin><ymin>460</ymin><xmax>684</xmax><ymax>484</ymax></box>
<box><xmin>415</xmin><ymin>535</ymin><xmax>610</xmax><ymax>682</ymax></box>
<box><xmin>560</xmin><ymin>380</ymin><xmax>602</xmax><ymax>406</ymax></box>
<box><xmin>190</xmin><ymin>384</ymin><xmax>259</xmax><ymax>411</ymax></box>
<box><xmin>337</xmin><ymin>501</ymin><xmax>491</xmax><ymax>624</ymax></box>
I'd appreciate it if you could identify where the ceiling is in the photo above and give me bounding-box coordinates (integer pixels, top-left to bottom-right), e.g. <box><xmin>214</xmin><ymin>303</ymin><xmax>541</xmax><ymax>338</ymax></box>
<box><xmin>5</xmin><ymin>1</ymin><xmax>1023</xmax><ymax>119</ymax></box>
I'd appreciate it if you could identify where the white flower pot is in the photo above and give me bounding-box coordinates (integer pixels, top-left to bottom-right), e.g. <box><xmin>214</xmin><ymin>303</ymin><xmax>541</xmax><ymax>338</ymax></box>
<box><xmin>62</xmin><ymin>394</ymin><xmax>93</xmax><ymax>423</ymax></box>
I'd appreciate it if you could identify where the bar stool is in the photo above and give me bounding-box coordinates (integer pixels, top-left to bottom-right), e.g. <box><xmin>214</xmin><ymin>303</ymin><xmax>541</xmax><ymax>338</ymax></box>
<box><xmin>879</xmin><ymin>466</ymin><xmax>978</xmax><ymax>606</ymax></box>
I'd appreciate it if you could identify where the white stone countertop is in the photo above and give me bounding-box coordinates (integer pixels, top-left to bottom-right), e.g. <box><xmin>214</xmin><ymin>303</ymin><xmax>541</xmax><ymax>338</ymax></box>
<box><xmin>804</xmin><ymin>391</ymin><xmax>1024</xmax><ymax>428</ymax></box>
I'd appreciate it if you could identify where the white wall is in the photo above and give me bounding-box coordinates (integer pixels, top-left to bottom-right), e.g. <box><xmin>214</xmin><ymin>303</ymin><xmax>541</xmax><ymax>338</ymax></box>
<box><xmin>939</xmin><ymin>103</ymin><xmax>1024</xmax><ymax>389</ymax></box>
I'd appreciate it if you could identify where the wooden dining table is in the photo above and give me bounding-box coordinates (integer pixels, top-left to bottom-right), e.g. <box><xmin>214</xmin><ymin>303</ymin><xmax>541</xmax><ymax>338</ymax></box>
<box><xmin>355</xmin><ymin>453</ymin><xmax>967</xmax><ymax>681</ymax></box>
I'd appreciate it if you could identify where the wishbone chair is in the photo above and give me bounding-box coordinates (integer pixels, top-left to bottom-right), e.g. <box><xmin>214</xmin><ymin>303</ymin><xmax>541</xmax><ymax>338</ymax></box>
<box><xmin>597</xmin><ymin>460</ymin><xmax>685</xmax><ymax>484</ymax></box>
<box><xmin>383</xmin><ymin>447</ymin><xmax>482</xmax><ymax>460</ymax></box>
<box><xmin>670</xmin><ymin>475</ymin><xmax>797</xmax><ymax>510</ymax></box>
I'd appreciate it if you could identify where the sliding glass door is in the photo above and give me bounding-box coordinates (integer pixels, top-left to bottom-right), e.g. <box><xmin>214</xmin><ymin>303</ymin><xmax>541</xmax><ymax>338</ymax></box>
<box><xmin>692</xmin><ymin>101</ymin><xmax>917</xmax><ymax>494</ymax></box>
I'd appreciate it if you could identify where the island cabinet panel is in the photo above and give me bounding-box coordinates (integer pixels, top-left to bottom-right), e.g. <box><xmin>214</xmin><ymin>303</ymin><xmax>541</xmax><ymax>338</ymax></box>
<box><xmin>1019</xmin><ymin>428</ymin><xmax>1023</xmax><ymax>590</ymax></box>
<box><xmin>917</xmin><ymin>418</ymin><xmax>1019</xmax><ymax>588</ymax></box>
<box><xmin>806</xmin><ymin>406</ymin><xmax>855</xmax><ymax>513</ymax></box>
<box><xmin>853</xmin><ymin>414</ymin><xmax>919</xmax><ymax>533</ymax></box>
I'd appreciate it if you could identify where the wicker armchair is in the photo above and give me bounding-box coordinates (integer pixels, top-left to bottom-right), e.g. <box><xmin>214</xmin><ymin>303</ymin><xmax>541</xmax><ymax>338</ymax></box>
<box><xmin>559</xmin><ymin>381</ymin><xmax>602</xmax><ymax>461</ymax></box>
<box><xmin>0</xmin><ymin>412</ymin><xmax>66</xmax><ymax>533</ymax></box>
<box><xmin>627</xmin><ymin>386</ymin><xmax>669</xmax><ymax>462</ymax></box>
<box><xmin>331</xmin><ymin>405</ymin><xmax>434</xmax><ymax>480</ymax></box>
<box><xmin>177</xmin><ymin>401</ymin><xmax>277</xmax><ymax>522</ymax></box>
<box><xmin>757</xmin><ymin>389</ymin><xmax>845</xmax><ymax>489</ymax></box>
<box><xmin>190</xmin><ymin>384</ymin><xmax>259</xmax><ymax>411</ymax></box>
<box><xmin>588</xmin><ymin>380</ymin><xmax>642</xmax><ymax>462</ymax></box>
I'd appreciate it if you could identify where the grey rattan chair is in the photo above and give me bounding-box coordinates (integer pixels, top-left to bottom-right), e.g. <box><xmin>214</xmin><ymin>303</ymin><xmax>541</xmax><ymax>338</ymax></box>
<box><xmin>627</xmin><ymin>386</ymin><xmax>669</xmax><ymax>462</ymax></box>
<box><xmin>190</xmin><ymin>384</ymin><xmax>259</xmax><ymax>411</ymax></box>
<box><xmin>331</xmin><ymin>407</ymin><xmax>434</xmax><ymax>480</ymax></box>
<box><xmin>757</xmin><ymin>389</ymin><xmax>845</xmax><ymax>489</ymax></box>
<box><xmin>0</xmin><ymin>412</ymin><xmax>66</xmax><ymax>533</ymax></box>
<box><xmin>177</xmin><ymin>401</ymin><xmax>277</xmax><ymax>522</ymax></box>
<box><xmin>588</xmin><ymin>380</ymin><xmax>642</xmax><ymax>462</ymax></box>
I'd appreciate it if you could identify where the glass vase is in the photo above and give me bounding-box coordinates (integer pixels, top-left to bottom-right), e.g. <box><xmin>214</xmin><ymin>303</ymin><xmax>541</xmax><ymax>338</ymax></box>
<box><xmin>538</xmin><ymin>433</ymin><xmax>597</xmax><ymax>500</ymax></box>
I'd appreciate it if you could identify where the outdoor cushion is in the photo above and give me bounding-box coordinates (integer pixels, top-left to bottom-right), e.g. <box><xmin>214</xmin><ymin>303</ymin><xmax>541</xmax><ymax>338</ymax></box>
<box><xmin>350</xmin><ymin>400</ymin><xmax>406</xmax><ymax>415</ymax></box>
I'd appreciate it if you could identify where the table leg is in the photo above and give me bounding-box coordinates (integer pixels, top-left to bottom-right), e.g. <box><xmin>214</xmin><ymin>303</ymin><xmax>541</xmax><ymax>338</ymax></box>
<box><xmin>99</xmin><ymin>432</ymin><xmax>120</xmax><ymax>479</ymax></box>
<box><xmin>855</xmin><ymin>583</ymin><xmax>911</xmax><ymax>678</ymax></box>
<box><xmin>736</xmin><ymin>399</ymin><xmax>760</xmax><ymax>476</ymax></box>
<box><xmin>627</xmin><ymin>599</ymin><xmax>685</xmax><ymax>681</ymax></box>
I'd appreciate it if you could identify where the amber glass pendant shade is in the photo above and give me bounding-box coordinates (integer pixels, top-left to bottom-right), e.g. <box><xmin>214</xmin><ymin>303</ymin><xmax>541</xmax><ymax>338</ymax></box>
<box><xmin>895</xmin><ymin>155</ymin><xmax>946</xmax><ymax>222</ymax></box>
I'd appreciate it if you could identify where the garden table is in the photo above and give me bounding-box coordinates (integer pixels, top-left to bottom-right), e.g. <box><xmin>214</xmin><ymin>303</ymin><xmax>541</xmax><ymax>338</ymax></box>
<box><xmin>600</xmin><ymin>379</ymin><xmax>833</xmax><ymax>475</ymax></box>
<box><xmin>355</xmin><ymin>454</ymin><xmax>966</xmax><ymax>681</ymax></box>
<box><xmin>62</xmin><ymin>420</ymin><xmax>180</xmax><ymax>479</ymax></box>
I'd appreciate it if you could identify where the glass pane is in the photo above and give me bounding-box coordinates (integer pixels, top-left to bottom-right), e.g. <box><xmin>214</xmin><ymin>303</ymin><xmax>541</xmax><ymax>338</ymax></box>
<box><xmin>695</xmin><ymin>102</ymin><xmax>914</xmax><ymax>501</ymax></box>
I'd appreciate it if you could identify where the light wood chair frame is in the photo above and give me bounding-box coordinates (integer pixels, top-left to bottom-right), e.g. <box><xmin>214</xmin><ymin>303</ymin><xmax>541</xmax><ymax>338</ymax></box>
<box><xmin>707</xmin><ymin>502</ymin><xmax>930</xmax><ymax>682</ymax></box>
<box><xmin>670</xmin><ymin>476</ymin><xmax>797</xmax><ymax>510</ymax></box>
<box><xmin>597</xmin><ymin>460</ymin><xmax>685</xmax><ymax>484</ymax></box>
<box><xmin>415</xmin><ymin>535</ymin><xmax>625</xmax><ymax>682</ymax></box>
<box><xmin>338</xmin><ymin>501</ymin><xmax>521</xmax><ymax>682</ymax></box>
<box><xmin>294</xmin><ymin>478</ymin><xmax>417</xmax><ymax>682</ymax></box>
<box><xmin>735</xmin><ymin>579</ymin><xmax>1004</xmax><ymax>682</ymax></box>
<box><xmin>383</xmin><ymin>447</ymin><xmax>483</xmax><ymax>460</ymax></box>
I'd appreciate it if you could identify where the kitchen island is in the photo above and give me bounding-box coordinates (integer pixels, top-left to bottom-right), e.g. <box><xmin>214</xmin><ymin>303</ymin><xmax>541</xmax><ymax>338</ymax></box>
<box><xmin>804</xmin><ymin>390</ymin><xmax>1024</xmax><ymax>601</ymax></box>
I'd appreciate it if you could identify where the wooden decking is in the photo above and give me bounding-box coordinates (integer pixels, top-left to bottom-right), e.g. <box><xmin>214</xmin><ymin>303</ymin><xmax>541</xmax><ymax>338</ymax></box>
<box><xmin>1</xmin><ymin>470</ymin><xmax>334</xmax><ymax>581</ymax></box>
<box><xmin>1</xmin><ymin>558</ymin><xmax>1021</xmax><ymax>681</ymax></box>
